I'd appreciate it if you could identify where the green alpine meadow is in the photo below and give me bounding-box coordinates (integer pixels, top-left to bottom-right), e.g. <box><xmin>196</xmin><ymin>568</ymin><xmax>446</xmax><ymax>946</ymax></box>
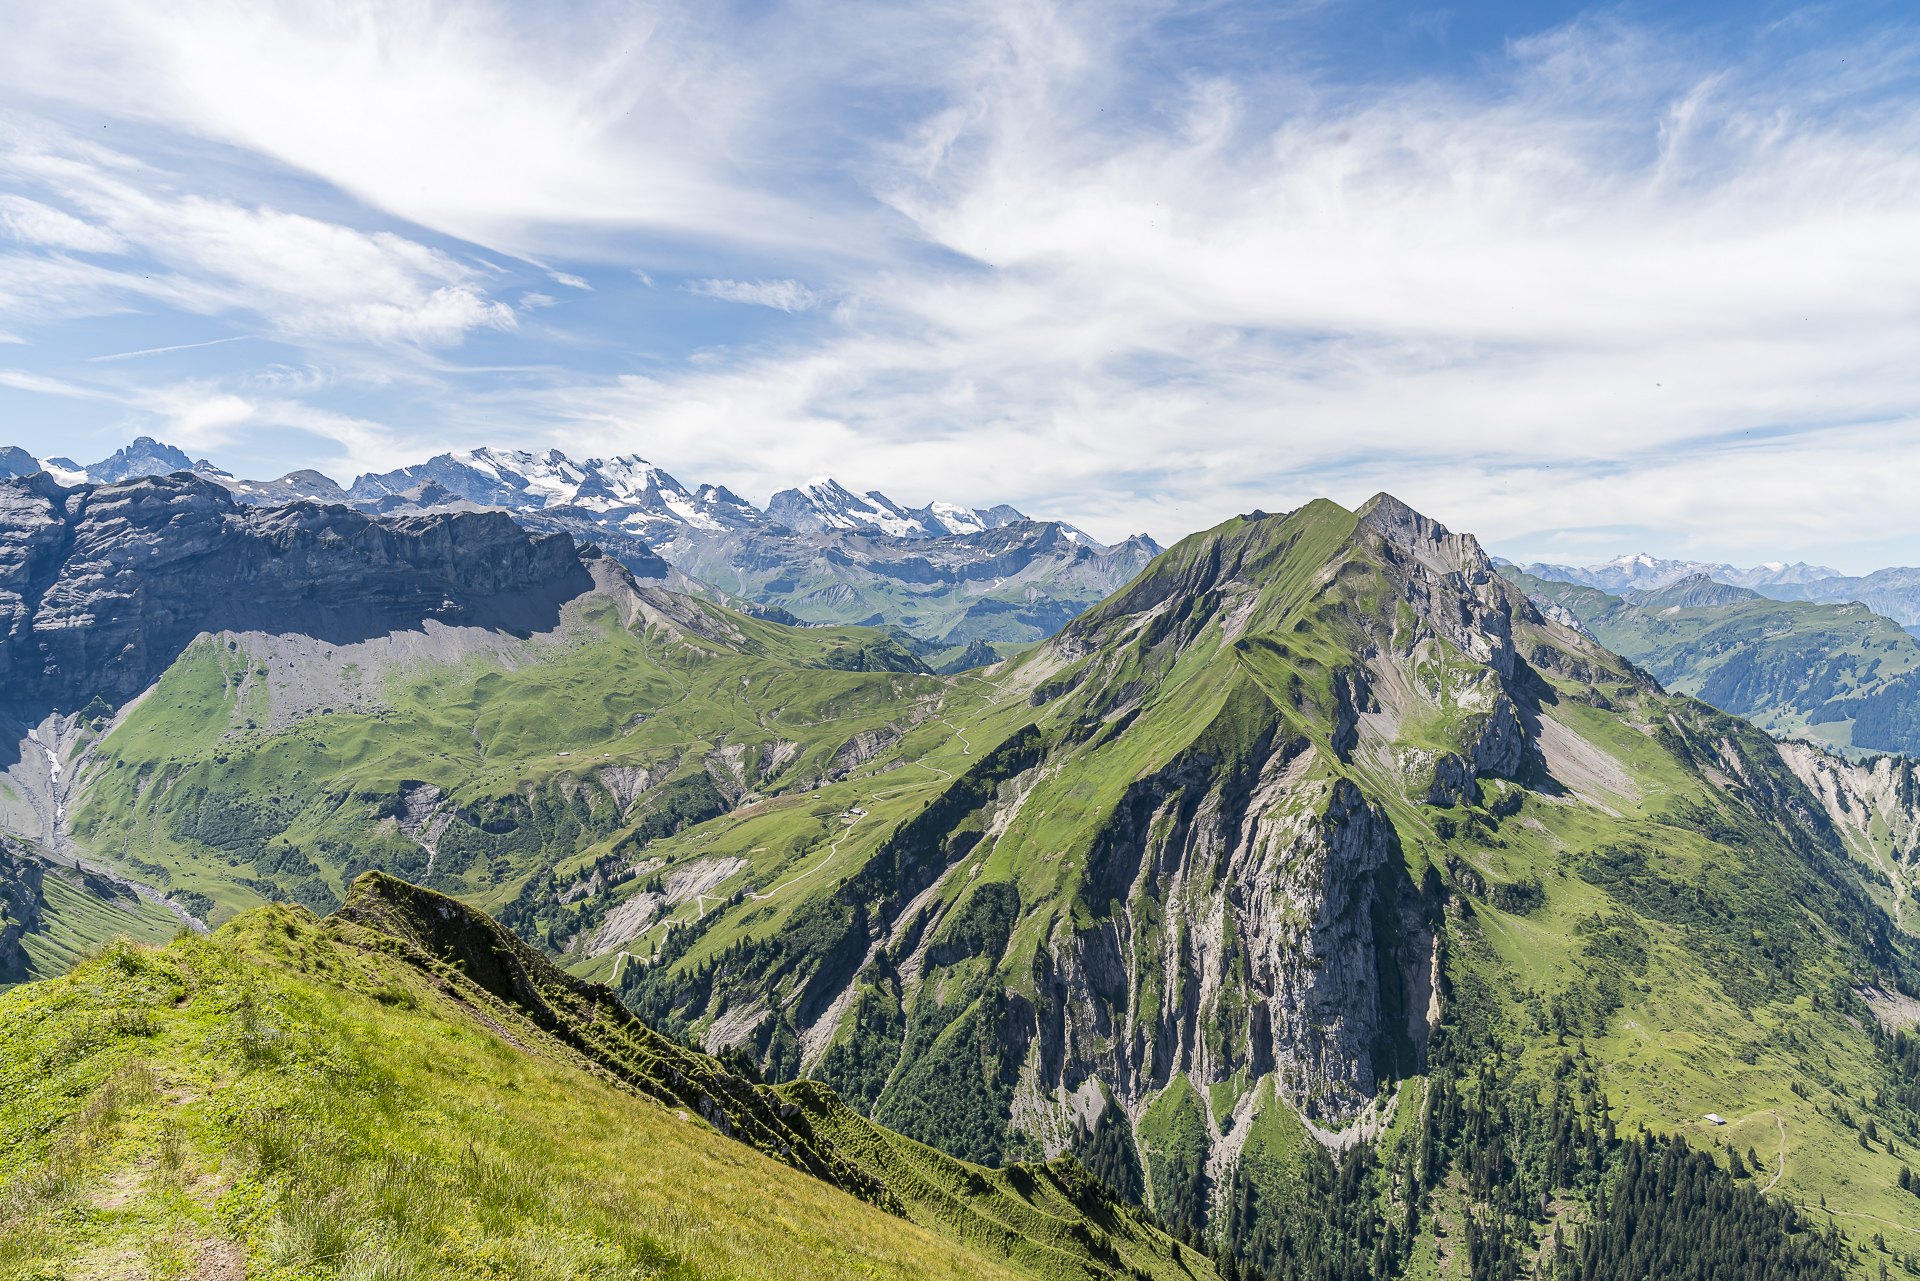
<box><xmin>8</xmin><ymin>478</ymin><xmax>1920</xmax><ymax>1281</ymax></box>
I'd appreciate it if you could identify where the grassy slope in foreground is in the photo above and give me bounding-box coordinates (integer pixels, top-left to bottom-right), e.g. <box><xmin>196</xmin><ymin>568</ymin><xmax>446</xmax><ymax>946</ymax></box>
<box><xmin>0</xmin><ymin>874</ymin><xmax>1214</xmax><ymax>1281</ymax></box>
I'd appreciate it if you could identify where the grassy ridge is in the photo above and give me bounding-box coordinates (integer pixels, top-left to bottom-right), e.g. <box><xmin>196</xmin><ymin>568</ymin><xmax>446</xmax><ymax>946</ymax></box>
<box><xmin>28</xmin><ymin>493</ymin><xmax>1920</xmax><ymax>1279</ymax></box>
<box><xmin>0</xmin><ymin>873</ymin><xmax>1213</xmax><ymax>1281</ymax></box>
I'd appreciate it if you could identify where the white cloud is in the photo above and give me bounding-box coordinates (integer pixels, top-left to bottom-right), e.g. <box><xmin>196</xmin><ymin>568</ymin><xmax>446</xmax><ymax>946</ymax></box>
<box><xmin>0</xmin><ymin>368</ymin><xmax>117</xmax><ymax>399</ymax></box>
<box><xmin>0</xmin><ymin>194</ymin><xmax>126</xmax><ymax>252</ymax></box>
<box><xmin>519</xmin><ymin>292</ymin><xmax>557</xmax><ymax>309</ymax></box>
<box><xmin>688</xmin><ymin>278</ymin><xmax>820</xmax><ymax>312</ymax></box>
<box><xmin>548</xmin><ymin>272</ymin><xmax>590</xmax><ymax>289</ymax></box>
<box><xmin>0</xmin><ymin>124</ymin><xmax>516</xmax><ymax>346</ymax></box>
<box><xmin>0</xmin><ymin>0</ymin><xmax>843</xmax><ymax>254</ymax></box>
<box><xmin>528</xmin><ymin>12</ymin><xmax>1920</xmax><ymax>563</ymax></box>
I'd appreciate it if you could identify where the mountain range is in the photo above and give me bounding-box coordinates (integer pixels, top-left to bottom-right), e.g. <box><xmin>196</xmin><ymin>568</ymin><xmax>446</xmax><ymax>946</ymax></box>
<box><xmin>1501</xmin><ymin>552</ymin><xmax>1847</xmax><ymax>593</ymax></box>
<box><xmin>0</xmin><ymin>437</ymin><xmax>1163</xmax><ymax>659</ymax></box>
<box><xmin>4</xmin><ymin>472</ymin><xmax>1917</xmax><ymax>1280</ymax></box>
<box><xmin>1507</xmin><ymin>552</ymin><xmax>1920</xmax><ymax>630</ymax></box>
<box><xmin>1502</xmin><ymin>567</ymin><xmax>1920</xmax><ymax>756</ymax></box>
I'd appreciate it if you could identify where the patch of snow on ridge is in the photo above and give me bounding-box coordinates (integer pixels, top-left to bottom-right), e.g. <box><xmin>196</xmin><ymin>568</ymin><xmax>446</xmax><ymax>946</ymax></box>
<box><xmin>460</xmin><ymin>447</ymin><xmax>584</xmax><ymax>507</ymax></box>
<box><xmin>662</xmin><ymin>496</ymin><xmax>722</xmax><ymax>530</ymax></box>
<box><xmin>923</xmin><ymin>501</ymin><xmax>987</xmax><ymax>535</ymax></box>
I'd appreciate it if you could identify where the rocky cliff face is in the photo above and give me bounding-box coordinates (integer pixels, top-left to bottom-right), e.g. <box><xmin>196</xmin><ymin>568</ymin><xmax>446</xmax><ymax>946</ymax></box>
<box><xmin>1011</xmin><ymin>498</ymin><xmax>1548</xmax><ymax>1135</ymax></box>
<box><xmin>0</xmin><ymin>837</ymin><xmax>44</xmax><ymax>981</ymax></box>
<box><xmin>0</xmin><ymin>472</ymin><xmax>592</xmax><ymax>709</ymax></box>
<box><xmin>1039</xmin><ymin>752</ymin><xmax>1411</xmax><ymax>1133</ymax></box>
<box><xmin>1778</xmin><ymin>742</ymin><xmax>1920</xmax><ymax>865</ymax></box>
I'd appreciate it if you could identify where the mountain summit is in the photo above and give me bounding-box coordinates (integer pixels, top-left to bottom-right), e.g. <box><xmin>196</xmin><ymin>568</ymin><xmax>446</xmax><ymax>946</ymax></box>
<box><xmin>766</xmin><ymin>477</ymin><xmax>1077</xmax><ymax>542</ymax></box>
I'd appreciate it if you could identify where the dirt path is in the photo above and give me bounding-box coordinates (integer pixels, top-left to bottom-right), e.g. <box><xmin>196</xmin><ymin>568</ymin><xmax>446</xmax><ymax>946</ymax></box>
<box><xmin>1754</xmin><ymin>1109</ymin><xmax>1787</xmax><ymax>1194</ymax></box>
<box><xmin>1826</xmin><ymin>1209</ymin><xmax>1920</xmax><ymax>1236</ymax></box>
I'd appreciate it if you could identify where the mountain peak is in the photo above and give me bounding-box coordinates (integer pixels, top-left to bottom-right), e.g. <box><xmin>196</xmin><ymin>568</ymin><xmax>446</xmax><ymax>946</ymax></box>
<box><xmin>766</xmin><ymin>477</ymin><xmax>1039</xmax><ymax>541</ymax></box>
<box><xmin>1621</xmin><ymin>572</ymin><xmax>1764</xmax><ymax>609</ymax></box>
<box><xmin>85</xmin><ymin>435</ymin><xmax>196</xmax><ymax>483</ymax></box>
<box><xmin>1356</xmin><ymin>491</ymin><xmax>1490</xmax><ymax>577</ymax></box>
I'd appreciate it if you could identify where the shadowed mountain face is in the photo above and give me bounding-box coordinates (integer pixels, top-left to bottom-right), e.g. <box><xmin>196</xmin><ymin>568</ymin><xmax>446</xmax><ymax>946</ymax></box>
<box><xmin>0</xmin><ymin>437</ymin><xmax>1162</xmax><ymax>648</ymax></box>
<box><xmin>0</xmin><ymin>472</ymin><xmax>592</xmax><ymax>710</ymax></box>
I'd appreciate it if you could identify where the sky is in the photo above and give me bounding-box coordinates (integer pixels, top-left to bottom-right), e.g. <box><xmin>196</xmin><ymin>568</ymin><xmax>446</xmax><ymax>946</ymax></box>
<box><xmin>1</xmin><ymin>0</ymin><xmax>1918</xmax><ymax>568</ymax></box>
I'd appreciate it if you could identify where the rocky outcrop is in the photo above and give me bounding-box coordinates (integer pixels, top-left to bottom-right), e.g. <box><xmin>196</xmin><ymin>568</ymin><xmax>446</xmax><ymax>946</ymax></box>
<box><xmin>829</xmin><ymin>726</ymin><xmax>905</xmax><ymax>777</ymax></box>
<box><xmin>1415</xmin><ymin>752</ymin><xmax>1478</xmax><ymax>806</ymax></box>
<box><xmin>1778</xmin><ymin>743</ymin><xmax>1920</xmax><ymax>863</ymax></box>
<box><xmin>0</xmin><ymin>837</ymin><xmax>45</xmax><ymax>981</ymax></box>
<box><xmin>1358</xmin><ymin>495</ymin><xmax>1523</xmax><ymax>684</ymax></box>
<box><xmin>1039</xmin><ymin>719</ymin><xmax>1425</xmax><ymax>1131</ymax></box>
<box><xmin>1467</xmin><ymin>695</ymin><xmax>1527</xmax><ymax>777</ymax></box>
<box><xmin>0</xmin><ymin>472</ymin><xmax>594</xmax><ymax>709</ymax></box>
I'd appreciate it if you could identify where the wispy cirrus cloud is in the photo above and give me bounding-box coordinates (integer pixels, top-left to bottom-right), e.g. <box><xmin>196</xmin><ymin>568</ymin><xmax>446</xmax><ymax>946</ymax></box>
<box><xmin>0</xmin><ymin>194</ymin><xmax>127</xmax><ymax>252</ymax></box>
<box><xmin>522</xmin><ymin>9</ymin><xmax>1920</xmax><ymax>559</ymax></box>
<box><xmin>0</xmin><ymin>121</ymin><xmax>516</xmax><ymax>347</ymax></box>
<box><xmin>3</xmin><ymin>364</ymin><xmax>423</xmax><ymax>477</ymax></box>
<box><xmin>688</xmin><ymin>278</ymin><xmax>821</xmax><ymax>312</ymax></box>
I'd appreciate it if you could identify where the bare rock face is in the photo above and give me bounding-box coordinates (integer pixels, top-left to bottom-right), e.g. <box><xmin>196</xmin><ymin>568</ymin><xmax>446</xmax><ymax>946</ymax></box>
<box><xmin>1778</xmin><ymin>742</ymin><xmax>1920</xmax><ymax>861</ymax></box>
<box><xmin>0</xmin><ymin>472</ymin><xmax>592</xmax><ymax>709</ymax></box>
<box><xmin>1468</xmin><ymin>695</ymin><xmax>1527</xmax><ymax>777</ymax></box>
<box><xmin>1038</xmin><ymin>731</ymin><xmax>1418</xmax><ymax>1134</ymax></box>
<box><xmin>1420</xmin><ymin>752</ymin><xmax>1478</xmax><ymax>806</ymax></box>
<box><xmin>0</xmin><ymin>836</ymin><xmax>45</xmax><ymax>980</ymax></box>
<box><xmin>994</xmin><ymin>495</ymin><xmax>1549</xmax><ymax>1141</ymax></box>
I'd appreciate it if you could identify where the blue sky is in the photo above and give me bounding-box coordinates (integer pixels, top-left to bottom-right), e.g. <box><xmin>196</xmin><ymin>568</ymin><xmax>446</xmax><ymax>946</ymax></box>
<box><xmin>1</xmin><ymin>0</ymin><xmax>1918</xmax><ymax>567</ymax></box>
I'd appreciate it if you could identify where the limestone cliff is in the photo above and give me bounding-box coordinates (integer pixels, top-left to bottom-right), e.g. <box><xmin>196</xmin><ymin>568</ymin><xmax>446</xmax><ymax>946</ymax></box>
<box><xmin>0</xmin><ymin>472</ymin><xmax>593</xmax><ymax>709</ymax></box>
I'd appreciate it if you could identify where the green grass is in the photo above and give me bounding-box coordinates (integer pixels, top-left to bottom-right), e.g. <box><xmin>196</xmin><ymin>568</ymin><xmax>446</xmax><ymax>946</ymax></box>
<box><xmin>26</xmin><ymin>491</ymin><xmax>1920</xmax><ymax>1279</ymax></box>
<box><xmin>0</xmin><ymin>928</ymin><xmax>1017</xmax><ymax>1281</ymax></box>
<box><xmin>43</xmin><ymin>591</ymin><xmax>967</xmax><ymax>961</ymax></box>
<box><xmin>15</xmin><ymin>872</ymin><xmax>180</xmax><ymax>982</ymax></box>
<box><xmin>0</xmin><ymin>878</ymin><xmax>1214</xmax><ymax>1281</ymax></box>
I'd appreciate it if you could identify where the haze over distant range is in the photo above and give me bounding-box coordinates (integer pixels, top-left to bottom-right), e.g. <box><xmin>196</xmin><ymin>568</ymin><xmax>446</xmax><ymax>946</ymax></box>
<box><xmin>1498</xmin><ymin>551</ymin><xmax>1920</xmax><ymax>636</ymax></box>
<box><xmin>19</xmin><ymin>434</ymin><xmax>1920</xmax><ymax>634</ymax></box>
<box><xmin>1</xmin><ymin>0</ymin><xmax>1918</xmax><ymax>571</ymax></box>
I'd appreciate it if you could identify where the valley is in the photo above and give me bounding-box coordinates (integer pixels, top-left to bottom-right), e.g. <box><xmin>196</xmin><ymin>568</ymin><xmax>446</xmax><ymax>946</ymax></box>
<box><xmin>4</xmin><ymin>473</ymin><xmax>1919</xmax><ymax>1280</ymax></box>
<box><xmin>1501</xmin><ymin>568</ymin><xmax>1920</xmax><ymax>757</ymax></box>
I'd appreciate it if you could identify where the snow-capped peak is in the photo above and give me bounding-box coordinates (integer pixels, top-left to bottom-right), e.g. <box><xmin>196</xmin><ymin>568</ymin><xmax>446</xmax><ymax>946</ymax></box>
<box><xmin>923</xmin><ymin>501</ymin><xmax>988</xmax><ymax>536</ymax></box>
<box><xmin>767</xmin><ymin>478</ymin><xmax>929</xmax><ymax>538</ymax></box>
